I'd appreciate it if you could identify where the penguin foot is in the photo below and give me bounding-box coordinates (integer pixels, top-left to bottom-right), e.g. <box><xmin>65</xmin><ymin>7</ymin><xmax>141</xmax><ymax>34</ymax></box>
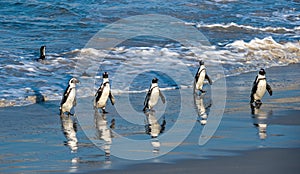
<box><xmin>102</xmin><ymin>109</ymin><xmax>108</xmax><ymax>114</ymax></box>
<box><xmin>200</xmin><ymin>90</ymin><xmax>206</xmax><ymax>94</ymax></box>
<box><xmin>68</xmin><ymin>112</ymin><xmax>76</xmax><ymax>116</ymax></box>
<box><xmin>143</xmin><ymin>107</ymin><xmax>148</xmax><ymax>112</ymax></box>
<box><xmin>255</xmin><ymin>100</ymin><xmax>262</xmax><ymax>107</ymax></box>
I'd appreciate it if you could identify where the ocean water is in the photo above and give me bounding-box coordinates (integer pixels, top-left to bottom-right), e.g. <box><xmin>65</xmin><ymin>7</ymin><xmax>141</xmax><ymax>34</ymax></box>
<box><xmin>0</xmin><ymin>0</ymin><xmax>300</xmax><ymax>173</ymax></box>
<box><xmin>0</xmin><ymin>0</ymin><xmax>299</xmax><ymax>106</ymax></box>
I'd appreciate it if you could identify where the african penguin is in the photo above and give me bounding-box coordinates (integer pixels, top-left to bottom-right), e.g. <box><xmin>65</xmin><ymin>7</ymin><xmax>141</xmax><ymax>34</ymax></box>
<box><xmin>250</xmin><ymin>68</ymin><xmax>272</xmax><ymax>107</ymax></box>
<box><xmin>94</xmin><ymin>72</ymin><xmax>115</xmax><ymax>113</ymax></box>
<box><xmin>39</xmin><ymin>45</ymin><xmax>46</xmax><ymax>60</ymax></box>
<box><xmin>60</xmin><ymin>77</ymin><xmax>80</xmax><ymax>116</ymax></box>
<box><xmin>194</xmin><ymin>60</ymin><xmax>212</xmax><ymax>94</ymax></box>
<box><xmin>143</xmin><ymin>78</ymin><xmax>166</xmax><ymax>112</ymax></box>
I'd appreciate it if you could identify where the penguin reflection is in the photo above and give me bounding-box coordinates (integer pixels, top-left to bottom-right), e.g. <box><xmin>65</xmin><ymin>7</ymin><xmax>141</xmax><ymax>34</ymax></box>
<box><xmin>251</xmin><ymin>106</ymin><xmax>271</xmax><ymax>140</ymax></box>
<box><xmin>194</xmin><ymin>94</ymin><xmax>212</xmax><ymax>125</ymax></box>
<box><xmin>94</xmin><ymin>109</ymin><xmax>115</xmax><ymax>158</ymax></box>
<box><xmin>144</xmin><ymin>110</ymin><xmax>166</xmax><ymax>153</ymax></box>
<box><xmin>60</xmin><ymin>115</ymin><xmax>78</xmax><ymax>153</ymax></box>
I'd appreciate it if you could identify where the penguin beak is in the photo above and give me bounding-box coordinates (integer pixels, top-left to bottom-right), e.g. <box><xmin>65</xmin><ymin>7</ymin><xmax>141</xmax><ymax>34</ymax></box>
<box><xmin>75</xmin><ymin>79</ymin><xmax>80</xmax><ymax>84</ymax></box>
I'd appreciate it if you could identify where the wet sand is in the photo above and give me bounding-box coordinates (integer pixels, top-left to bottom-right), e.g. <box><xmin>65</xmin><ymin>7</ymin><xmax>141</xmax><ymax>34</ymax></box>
<box><xmin>96</xmin><ymin>148</ymin><xmax>300</xmax><ymax>174</ymax></box>
<box><xmin>0</xmin><ymin>64</ymin><xmax>300</xmax><ymax>173</ymax></box>
<box><xmin>85</xmin><ymin>63</ymin><xmax>300</xmax><ymax>174</ymax></box>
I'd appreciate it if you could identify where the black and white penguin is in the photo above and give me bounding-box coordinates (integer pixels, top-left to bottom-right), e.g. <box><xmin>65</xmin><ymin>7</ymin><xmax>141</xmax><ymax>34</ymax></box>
<box><xmin>39</xmin><ymin>45</ymin><xmax>46</xmax><ymax>60</ymax></box>
<box><xmin>250</xmin><ymin>68</ymin><xmax>272</xmax><ymax>107</ymax></box>
<box><xmin>94</xmin><ymin>72</ymin><xmax>115</xmax><ymax>113</ymax></box>
<box><xmin>60</xmin><ymin>77</ymin><xmax>80</xmax><ymax>116</ymax></box>
<box><xmin>194</xmin><ymin>60</ymin><xmax>212</xmax><ymax>94</ymax></box>
<box><xmin>143</xmin><ymin>78</ymin><xmax>166</xmax><ymax>112</ymax></box>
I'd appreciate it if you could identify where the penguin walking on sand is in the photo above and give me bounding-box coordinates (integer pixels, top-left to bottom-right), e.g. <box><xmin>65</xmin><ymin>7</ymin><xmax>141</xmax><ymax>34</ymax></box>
<box><xmin>250</xmin><ymin>68</ymin><xmax>272</xmax><ymax>108</ymax></box>
<box><xmin>143</xmin><ymin>78</ymin><xmax>166</xmax><ymax>112</ymax></box>
<box><xmin>194</xmin><ymin>60</ymin><xmax>212</xmax><ymax>94</ymax></box>
<box><xmin>60</xmin><ymin>78</ymin><xmax>80</xmax><ymax>116</ymax></box>
<box><xmin>94</xmin><ymin>72</ymin><xmax>115</xmax><ymax>113</ymax></box>
<box><xmin>38</xmin><ymin>45</ymin><xmax>46</xmax><ymax>61</ymax></box>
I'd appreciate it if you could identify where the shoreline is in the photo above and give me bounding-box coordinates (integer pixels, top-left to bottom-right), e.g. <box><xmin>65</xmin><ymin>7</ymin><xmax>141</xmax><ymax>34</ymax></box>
<box><xmin>0</xmin><ymin>63</ymin><xmax>299</xmax><ymax>173</ymax></box>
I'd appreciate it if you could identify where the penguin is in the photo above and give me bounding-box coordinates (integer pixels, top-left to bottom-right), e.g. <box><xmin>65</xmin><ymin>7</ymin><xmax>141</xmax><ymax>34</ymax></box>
<box><xmin>143</xmin><ymin>78</ymin><xmax>166</xmax><ymax>112</ymax></box>
<box><xmin>38</xmin><ymin>45</ymin><xmax>46</xmax><ymax>60</ymax></box>
<box><xmin>94</xmin><ymin>72</ymin><xmax>115</xmax><ymax>113</ymax></box>
<box><xmin>194</xmin><ymin>60</ymin><xmax>212</xmax><ymax>94</ymax></box>
<box><xmin>250</xmin><ymin>68</ymin><xmax>272</xmax><ymax>108</ymax></box>
<box><xmin>60</xmin><ymin>78</ymin><xmax>80</xmax><ymax>116</ymax></box>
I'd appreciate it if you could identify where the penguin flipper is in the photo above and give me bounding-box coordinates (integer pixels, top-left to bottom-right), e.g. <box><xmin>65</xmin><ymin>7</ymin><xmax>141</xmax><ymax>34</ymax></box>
<box><xmin>195</xmin><ymin>68</ymin><xmax>200</xmax><ymax>80</ymax></box>
<box><xmin>143</xmin><ymin>94</ymin><xmax>150</xmax><ymax>111</ymax></box>
<box><xmin>159</xmin><ymin>90</ymin><xmax>166</xmax><ymax>104</ymax></box>
<box><xmin>60</xmin><ymin>85</ymin><xmax>71</xmax><ymax>106</ymax></box>
<box><xmin>251</xmin><ymin>82</ymin><xmax>258</xmax><ymax>95</ymax></box>
<box><xmin>253</xmin><ymin>75</ymin><xmax>258</xmax><ymax>85</ymax></box>
<box><xmin>250</xmin><ymin>82</ymin><xmax>258</xmax><ymax>103</ymax></box>
<box><xmin>266</xmin><ymin>83</ymin><xmax>272</xmax><ymax>96</ymax></box>
<box><xmin>95</xmin><ymin>83</ymin><xmax>104</xmax><ymax>102</ymax></box>
<box><xmin>205</xmin><ymin>74</ymin><xmax>212</xmax><ymax>85</ymax></box>
<box><xmin>109</xmin><ymin>91</ymin><xmax>115</xmax><ymax>105</ymax></box>
<box><xmin>144</xmin><ymin>89</ymin><xmax>151</xmax><ymax>106</ymax></box>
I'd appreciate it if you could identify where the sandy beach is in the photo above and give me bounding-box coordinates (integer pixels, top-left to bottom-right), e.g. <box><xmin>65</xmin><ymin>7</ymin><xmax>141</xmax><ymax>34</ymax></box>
<box><xmin>95</xmin><ymin>148</ymin><xmax>300</xmax><ymax>174</ymax></box>
<box><xmin>0</xmin><ymin>64</ymin><xmax>300</xmax><ymax>173</ymax></box>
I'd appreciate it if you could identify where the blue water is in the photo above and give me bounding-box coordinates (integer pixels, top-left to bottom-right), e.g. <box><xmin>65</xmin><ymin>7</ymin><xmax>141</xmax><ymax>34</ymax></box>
<box><xmin>0</xmin><ymin>0</ymin><xmax>300</xmax><ymax>173</ymax></box>
<box><xmin>0</xmin><ymin>0</ymin><xmax>299</xmax><ymax>106</ymax></box>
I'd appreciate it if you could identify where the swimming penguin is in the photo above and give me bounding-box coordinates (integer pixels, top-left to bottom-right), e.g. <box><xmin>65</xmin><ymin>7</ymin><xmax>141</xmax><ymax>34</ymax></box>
<box><xmin>39</xmin><ymin>45</ymin><xmax>46</xmax><ymax>60</ymax></box>
<box><xmin>194</xmin><ymin>60</ymin><xmax>212</xmax><ymax>94</ymax></box>
<box><xmin>143</xmin><ymin>78</ymin><xmax>166</xmax><ymax>112</ymax></box>
<box><xmin>60</xmin><ymin>78</ymin><xmax>80</xmax><ymax>116</ymax></box>
<box><xmin>250</xmin><ymin>68</ymin><xmax>272</xmax><ymax>107</ymax></box>
<box><xmin>94</xmin><ymin>72</ymin><xmax>115</xmax><ymax>113</ymax></box>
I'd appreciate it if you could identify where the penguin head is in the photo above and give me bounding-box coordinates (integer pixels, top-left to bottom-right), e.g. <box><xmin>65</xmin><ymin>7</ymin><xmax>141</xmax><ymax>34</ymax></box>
<box><xmin>152</xmin><ymin>78</ymin><xmax>158</xmax><ymax>83</ymax></box>
<box><xmin>259</xmin><ymin>68</ymin><xmax>266</xmax><ymax>75</ymax></box>
<box><xmin>69</xmin><ymin>78</ymin><xmax>80</xmax><ymax>85</ymax></box>
<box><xmin>103</xmin><ymin>72</ymin><xmax>109</xmax><ymax>79</ymax></box>
<box><xmin>199</xmin><ymin>60</ymin><xmax>204</xmax><ymax>66</ymax></box>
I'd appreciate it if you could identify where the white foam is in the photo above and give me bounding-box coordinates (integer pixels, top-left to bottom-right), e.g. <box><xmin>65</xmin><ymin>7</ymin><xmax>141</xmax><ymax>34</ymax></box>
<box><xmin>196</xmin><ymin>22</ymin><xmax>300</xmax><ymax>33</ymax></box>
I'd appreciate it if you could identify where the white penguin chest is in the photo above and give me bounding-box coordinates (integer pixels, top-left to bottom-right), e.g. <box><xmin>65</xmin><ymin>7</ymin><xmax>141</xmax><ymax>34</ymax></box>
<box><xmin>97</xmin><ymin>85</ymin><xmax>110</xmax><ymax>106</ymax></box>
<box><xmin>196</xmin><ymin>68</ymin><xmax>206</xmax><ymax>89</ymax></box>
<box><xmin>255</xmin><ymin>80</ymin><xmax>266</xmax><ymax>99</ymax></box>
<box><xmin>149</xmin><ymin>87</ymin><xmax>159</xmax><ymax>106</ymax></box>
<box><xmin>65</xmin><ymin>88</ymin><xmax>76</xmax><ymax>107</ymax></box>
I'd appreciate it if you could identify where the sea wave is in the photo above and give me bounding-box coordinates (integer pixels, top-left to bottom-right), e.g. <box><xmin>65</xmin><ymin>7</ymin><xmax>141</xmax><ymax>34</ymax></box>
<box><xmin>195</xmin><ymin>22</ymin><xmax>300</xmax><ymax>33</ymax></box>
<box><xmin>0</xmin><ymin>36</ymin><xmax>299</xmax><ymax>107</ymax></box>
